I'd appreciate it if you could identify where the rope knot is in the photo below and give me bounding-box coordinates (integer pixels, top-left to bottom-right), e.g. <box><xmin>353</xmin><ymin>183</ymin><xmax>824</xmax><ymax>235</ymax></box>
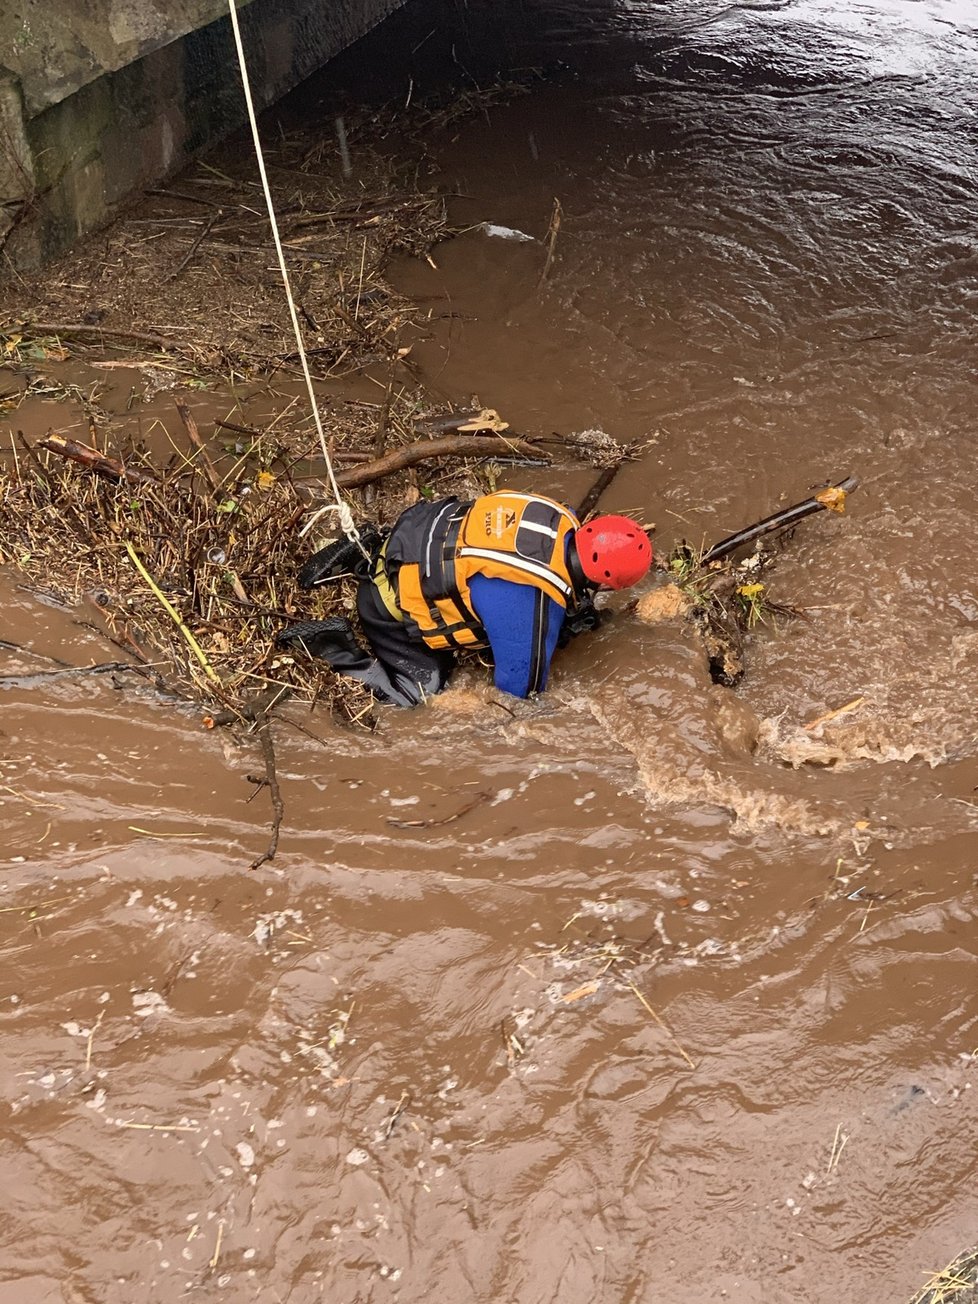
<box><xmin>336</xmin><ymin>500</ymin><xmax>359</xmax><ymax>542</ymax></box>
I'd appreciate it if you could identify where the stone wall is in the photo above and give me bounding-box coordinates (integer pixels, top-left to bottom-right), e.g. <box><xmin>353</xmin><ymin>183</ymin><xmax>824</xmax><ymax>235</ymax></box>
<box><xmin>0</xmin><ymin>0</ymin><xmax>407</xmax><ymax>268</ymax></box>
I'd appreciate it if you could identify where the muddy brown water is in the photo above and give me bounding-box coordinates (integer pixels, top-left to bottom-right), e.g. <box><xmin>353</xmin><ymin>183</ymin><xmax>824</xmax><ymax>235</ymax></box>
<box><xmin>3</xmin><ymin>1</ymin><xmax>978</xmax><ymax>1301</ymax></box>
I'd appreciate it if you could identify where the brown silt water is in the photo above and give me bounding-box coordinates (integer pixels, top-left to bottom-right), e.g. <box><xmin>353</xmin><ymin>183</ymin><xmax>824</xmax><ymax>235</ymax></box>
<box><xmin>3</xmin><ymin>1</ymin><xmax>978</xmax><ymax>1301</ymax></box>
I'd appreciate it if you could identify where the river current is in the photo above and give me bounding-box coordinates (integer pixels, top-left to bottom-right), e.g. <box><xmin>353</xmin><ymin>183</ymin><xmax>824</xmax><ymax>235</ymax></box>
<box><xmin>2</xmin><ymin>1</ymin><xmax>978</xmax><ymax>1301</ymax></box>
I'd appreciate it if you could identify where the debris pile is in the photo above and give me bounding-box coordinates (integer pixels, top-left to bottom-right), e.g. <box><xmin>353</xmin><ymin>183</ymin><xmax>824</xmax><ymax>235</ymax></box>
<box><xmin>0</xmin><ymin>395</ymin><xmax>577</xmax><ymax>722</ymax></box>
<box><xmin>0</xmin><ymin>417</ymin><xmax>371</xmax><ymax>719</ymax></box>
<box><xmin>0</xmin><ymin>82</ymin><xmax>557</xmax><ymax>726</ymax></box>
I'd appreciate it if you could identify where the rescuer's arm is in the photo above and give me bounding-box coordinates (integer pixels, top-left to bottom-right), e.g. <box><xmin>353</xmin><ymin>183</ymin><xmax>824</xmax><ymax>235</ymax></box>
<box><xmin>468</xmin><ymin>575</ymin><xmax>565</xmax><ymax>698</ymax></box>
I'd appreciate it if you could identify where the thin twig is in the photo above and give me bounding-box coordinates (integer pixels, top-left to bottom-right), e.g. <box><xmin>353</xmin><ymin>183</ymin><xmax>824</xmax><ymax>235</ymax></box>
<box><xmin>804</xmin><ymin>696</ymin><xmax>867</xmax><ymax>731</ymax></box>
<box><xmin>165</xmin><ymin>209</ymin><xmax>223</xmax><ymax>282</ymax></box>
<box><xmin>374</xmin><ymin>353</ymin><xmax>398</xmax><ymax>459</ymax></box>
<box><xmin>8</xmin><ymin>427</ymin><xmax>20</xmax><ymax>481</ymax></box>
<box><xmin>210</xmin><ymin>1218</ymin><xmax>225</xmax><ymax>1269</ymax></box>
<box><xmin>124</xmin><ymin>542</ymin><xmax>221</xmax><ymax>685</ymax></box>
<box><xmin>382</xmin><ymin>1090</ymin><xmax>410</xmax><ymax>1140</ymax></box>
<box><xmin>627</xmin><ymin>981</ymin><xmax>697</xmax><ymax>1070</ymax></box>
<box><xmin>174</xmin><ymin>402</ymin><xmax>222</xmax><ymax>494</ymax></box>
<box><xmin>826</xmin><ymin>1121</ymin><xmax>849</xmax><ymax>1173</ymax></box>
<box><xmin>22</xmin><ymin>322</ymin><xmax>187</xmax><ymax>350</ymax></box>
<box><xmin>386</xmin><ymin>791</ymin><xmax>490</xmax><ymax>829</ymax></box>
<box><xmin>0</xmin><ymin>660</ymin><xmax>146</xmax><ymax>683</ymax></box>
<box><xmin>202</xmin><ymin>686</ymin><xmax>291</xmax><ymax>730</ymax></box>
<box><xmin>538</xmin><ymin>196</ymin><xmax>562</xmax><ymax>285</ymax></box>
<box><xmin>249</xmin><ymin>712</ymin><xmax>285</xmax><ymax>870</ymax></box>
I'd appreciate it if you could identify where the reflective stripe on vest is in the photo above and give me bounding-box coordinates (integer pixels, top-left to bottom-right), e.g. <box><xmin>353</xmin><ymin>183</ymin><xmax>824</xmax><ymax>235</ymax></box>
<box><xmin>455</xmin><ymin>547</ymin><xmax>573</xmax><ymax>599</ymax></box>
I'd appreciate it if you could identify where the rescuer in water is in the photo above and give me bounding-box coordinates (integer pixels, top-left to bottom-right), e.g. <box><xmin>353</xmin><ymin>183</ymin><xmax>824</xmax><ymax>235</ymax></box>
<box><xmin>278</xmin><ymin>491</ymin><xmax>652</xmax><ymax>706</ymax></box>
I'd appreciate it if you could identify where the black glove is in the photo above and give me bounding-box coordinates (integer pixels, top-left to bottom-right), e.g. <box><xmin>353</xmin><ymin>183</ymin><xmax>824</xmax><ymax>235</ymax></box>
<box><xmin>557</xmin><ymin>598</ymin><xmax>604</xmax><ymax>648</ymax></box>
<box><xmin>297</xmin><ymin>523</ymin><xmax>386</xmax><ymax>589</ymax></box>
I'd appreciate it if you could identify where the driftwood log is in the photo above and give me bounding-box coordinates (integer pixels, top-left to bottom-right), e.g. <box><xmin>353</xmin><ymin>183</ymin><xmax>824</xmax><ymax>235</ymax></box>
<box><xmin>700</xmin><ymin>475</ymin><xmax>859</xmax><ymax>565</ymax></box>
<box><xmin>332</xmin><ymin>433</ymin><xmax>548</xmax><ymax>489</ymax></box>
<box><xmin>36</xmin><ymin>433</ymin><xmax>159</xmax><ymax>486</ymax></box>
<box><xmin>22</xmin><ymin>322</ymin><xmax>185</xmax><ymax>351</ymax></box>
<box><xmin>576</xmin><ymin>461</ymin><xmax>625</xmax><ymax>521</ymax></box>
<box><xmin>175</xmin><ymin>401</ymin><xmax>222</xmax><ymax>493</ymax></box>
<box><xmin>35</xmin><ymin>428</ymin><xmax>547</xmax><ymax>494</ymax></box>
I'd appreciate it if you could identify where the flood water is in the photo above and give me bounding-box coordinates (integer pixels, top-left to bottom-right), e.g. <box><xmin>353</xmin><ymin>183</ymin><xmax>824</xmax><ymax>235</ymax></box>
<box><xmin>3</xmin><ymin>1</ymin><xmax>978</xmax><ymax>1301</ymax></box>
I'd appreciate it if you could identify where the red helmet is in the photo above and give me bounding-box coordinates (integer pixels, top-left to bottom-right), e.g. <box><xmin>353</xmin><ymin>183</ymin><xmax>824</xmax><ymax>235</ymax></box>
<box><xmin>575</xmin><ymin>515</ymin><xmax>652</xmax><ymax>589</ymax></box>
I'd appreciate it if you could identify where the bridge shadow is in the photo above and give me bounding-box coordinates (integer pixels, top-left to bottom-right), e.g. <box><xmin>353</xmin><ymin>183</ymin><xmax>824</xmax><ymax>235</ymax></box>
<box><xmin>278</xmin><ymin>0</ymin><xmax>638</xmax><ymax>121</ymax></box>
<box><xmin>276</xmin><ymin>0</ymin><xmax>846</xmax><ymax>130</ymax></box>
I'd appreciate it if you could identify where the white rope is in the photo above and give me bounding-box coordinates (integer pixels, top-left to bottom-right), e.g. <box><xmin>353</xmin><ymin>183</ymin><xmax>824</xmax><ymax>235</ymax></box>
<box><xmin>298</xmin><ymin>502</ymin><xmax>354</xmax><ymax>541</ymax></box>
<box><xmin>226</xmin><ymin>0</ymin><xmax>365</xmax><ymax>553</ymax></box>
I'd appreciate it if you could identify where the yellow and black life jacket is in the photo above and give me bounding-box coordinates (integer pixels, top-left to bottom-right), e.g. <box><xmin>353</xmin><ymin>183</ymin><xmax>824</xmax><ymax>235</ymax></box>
<box><xmin>379</xmin><ymin>492</ymin><xmax>581</xmax><ymax>651</ymax></box>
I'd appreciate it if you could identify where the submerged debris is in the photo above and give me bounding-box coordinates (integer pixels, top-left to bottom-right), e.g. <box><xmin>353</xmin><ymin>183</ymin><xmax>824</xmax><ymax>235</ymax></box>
<box><xmin>631</xmin><ymin>544</ymin><xmax>783</xmax><ymax>686</ymax></box>
<box><xmin>634</xmin><ymin>478</ymin><xmax>858</xmax><ymax>686</ymax></box>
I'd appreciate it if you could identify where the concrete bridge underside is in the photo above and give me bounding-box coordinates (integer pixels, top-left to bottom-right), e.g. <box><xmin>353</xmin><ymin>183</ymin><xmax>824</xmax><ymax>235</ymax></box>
<box><xmin>0</xmin><ymin>0</ymin><xmax>408</xmax><ymax>268</ymax></box>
